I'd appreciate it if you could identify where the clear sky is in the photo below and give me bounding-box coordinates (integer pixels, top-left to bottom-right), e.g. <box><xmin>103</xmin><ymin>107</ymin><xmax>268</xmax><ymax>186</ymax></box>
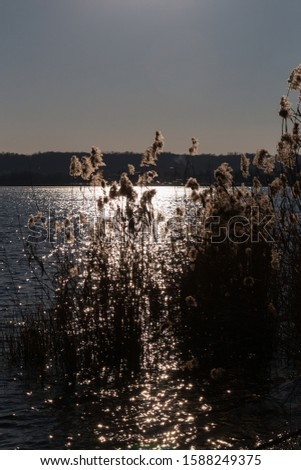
<box><xmin>1</xmin><ymin>0</ymin><xmax>301</xmax><ymax>155</ymax></box>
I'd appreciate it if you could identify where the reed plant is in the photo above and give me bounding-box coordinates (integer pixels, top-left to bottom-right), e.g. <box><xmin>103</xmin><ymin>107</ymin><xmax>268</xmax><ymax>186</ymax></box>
<box><xmin>5</xmin><ymin>65</ymin><xmax>301</xmax><ymax>383</ymax></box>
<box><xmin>176</xmin><ymin>63</ymin><xmax>301</xmax><ymax>369</ymax></box>
<box><xmin>5</xmin><ymin>133</ymin><xmax>174</xmax><ymax>381</ymax></box>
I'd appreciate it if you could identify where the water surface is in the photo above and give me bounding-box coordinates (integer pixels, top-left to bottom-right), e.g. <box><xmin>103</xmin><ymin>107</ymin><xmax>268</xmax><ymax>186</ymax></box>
<box><xmin>1</xmin><ymin>186</ymin><xmax>301</xmax><ymax>450</ymax></box>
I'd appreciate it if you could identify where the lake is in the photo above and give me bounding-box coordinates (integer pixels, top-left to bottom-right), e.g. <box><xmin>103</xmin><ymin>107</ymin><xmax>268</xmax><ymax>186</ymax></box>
<box><xmin>1</xmin><ymin>186</ymin><xmax>301</xmax><ymax>450</ymax></box>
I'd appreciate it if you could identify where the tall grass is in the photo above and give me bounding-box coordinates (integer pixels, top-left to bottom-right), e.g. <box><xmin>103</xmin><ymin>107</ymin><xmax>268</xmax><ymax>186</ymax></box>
<box><xmin>5</xmin><ymin>64</ymin><xmax>301</xmax><ymax>383</ymax></box>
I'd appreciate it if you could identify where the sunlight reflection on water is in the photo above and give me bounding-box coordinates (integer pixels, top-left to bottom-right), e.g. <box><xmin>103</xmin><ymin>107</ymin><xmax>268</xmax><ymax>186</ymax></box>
<box><xmin>0</xmin><ymin>186</ymin><xmax>301</xmax><ymax>450</ymax></box>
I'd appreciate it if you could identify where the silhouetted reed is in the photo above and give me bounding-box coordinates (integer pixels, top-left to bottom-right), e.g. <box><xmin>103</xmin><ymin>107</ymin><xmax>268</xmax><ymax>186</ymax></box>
<box><xmin>5</xmin><ymin>65</ymin><xmax>301</xmax><ymax>384</ymax></box>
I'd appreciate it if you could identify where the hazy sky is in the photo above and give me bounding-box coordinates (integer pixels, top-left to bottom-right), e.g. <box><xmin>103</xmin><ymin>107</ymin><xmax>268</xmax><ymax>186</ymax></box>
<box><xmin>1</xmin><ymin>0</ymin><xmax>301</xmax><ymax>155</ymax></box>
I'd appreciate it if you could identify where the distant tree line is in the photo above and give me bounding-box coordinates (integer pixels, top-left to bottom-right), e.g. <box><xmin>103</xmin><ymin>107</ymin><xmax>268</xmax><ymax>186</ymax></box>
<box><xmin>0</xmin><ymin>151</ymin><xmax>283</xmax><ymax>186</ymax></box>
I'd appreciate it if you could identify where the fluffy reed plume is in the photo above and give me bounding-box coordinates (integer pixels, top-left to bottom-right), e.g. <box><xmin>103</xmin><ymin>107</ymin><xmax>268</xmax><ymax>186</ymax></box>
<box><xmin>90</xmin><ymin>146</ymin><xmax>106</xmax><ymax>169</ymax></box>
<box><xmin>137</xmin><ymin>170</ymin><xmax>158</xmax><ymax>186</ymax></box>
<box><xmin>292</xmin><ymin>122</ymin><xmax>301</xmax><ymax>146</ymax></box>
<box><xmin>128</xmin><ymin>164</ymin><xmax>135</xmax><ymax>175</ymax></box>
<box><xmin>279</xmin><ymin>96</ymin><xmax>292</xmax><ymax>119</ymax></box>
<box><xmin>253</xmin><ymin>149</ymin><xmax>275</xmax><ymax>174</ymax></box>
<box><xmin>276</xmin><ymin>64</ymin><xmax>301</xmax><ymax>169</ymax></box>
<box><xmin>269</xmin><ymin>177</ymin><xmax>282</xmax><ymax>196</ymax></box>
<box><xmin>69</xmin><ymin>147</ymin><xmax>106</xmax><ymax>181</ymax></box>
<box><xmin>118</xmin><ymin>172</ymin><xmax>137</xmax><ymax>200</ymax></box>
<box><xmin>91</xmin><ymin>171</ymin><xmax>105</xmax><ymax>187</ymax></box>
<box><xmin>214</xmin><ymin>162</ymin><xmax>233</xmax><ymax>187</ymax></box>
<box><xmin>252</xmin><ymin>176</ymin><xmax>262</xmax><ymax>190</ymax></box>
<box><xmin>141</xmin><ymin>130</ymin><xmax>164</xmax><ymax>167</ymax></box>
<box><xmin>190</xmin><ymin>190</ymin><xmax>201</xmax><ymax>202</ymax></box>
<box><xmin>240</xmin><ymin>154</ymin><xmax>250</xmax><ymax>178</ymax></box>
<box><xmin>288</xmin><ymin>63</ymin><xmax>301</xmax><ymax>91</ymax></box>
<box><xmin>185</xmin><ymin>177</ymin><xmax>199</xmax><ymax>190</ymax></box>
<box><xmin>69</xmin><ymin>155</ymin><xmax>82</xmax><ymax>177</ymax></box>
<box><xmin>81</xmin><ymin>156</ymin><xmax>95</xmax><ymax>181</ymax></box>
<box><xmin>189</xmin><ymin>137</ymin><xmax>199</xmax><ymax>155</ymax></box>
<box><xmin>140</xmin><ymin>189</ymin><xmax>157</xmax><ymax>207</ymax></box>
<box><xmin>276</xmin><ymin>136</ymin><xmax>296</xmax><ymax>169</ymax></box>
<box><xmin>109</xmin><ymin>181</ymin><xmax>119</xmax><ymax>199</ymax></box>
